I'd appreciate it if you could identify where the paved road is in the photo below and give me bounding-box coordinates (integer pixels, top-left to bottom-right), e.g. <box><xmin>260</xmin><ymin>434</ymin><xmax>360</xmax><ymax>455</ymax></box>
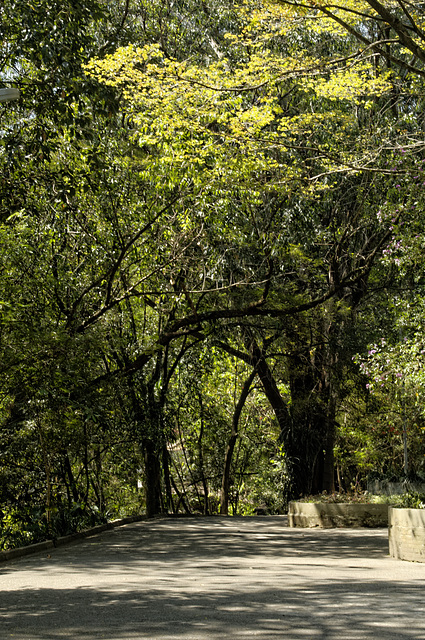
<box><xmin>1</xmin><ymin>516</ymin><xmax>424</xmax><ymax>639</ymax></box>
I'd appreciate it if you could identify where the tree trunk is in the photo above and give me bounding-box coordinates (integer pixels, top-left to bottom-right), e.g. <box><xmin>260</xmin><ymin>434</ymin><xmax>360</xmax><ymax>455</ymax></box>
<box><xmin>63</xmin><ymin>452</ymin><xmax>80</xmax><ymax>503</ymax></box>
<box><xmin>217</xmin><ymin>338</ymin><xmax>335</xmax><ymax>499</ymax></box>
<box><xmin>143</xmin><ymin>439</ymin><xmax>162</xmax><ymax>518</ymax></box>
<box><xmin>220</xmin><ymin>370</ymin><xmax>256</xmax><ymax>515</ymax></box>
<box><xmin>197</xmin><ymin>394</ymin><xmax>210</xmax><ymax>514</ymax></box>
<box><xmin>162</xmin><ymin>446</ymin><xmax>175</xmax><ymax>514</ymax></box>
<box><xmin>250</xmin><ymin>341</ymin><xmax>328</xmax><ymax>498</ymax></box>
<box><xmin>322</xmin><ymin>395</ymin><xmax>336</xmax><ymax>493</ymax></box>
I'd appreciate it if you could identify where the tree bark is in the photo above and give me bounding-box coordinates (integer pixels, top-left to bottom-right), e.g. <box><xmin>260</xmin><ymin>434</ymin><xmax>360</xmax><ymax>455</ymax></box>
<box><xmin>220</xmin><ymin>370</ymin><xmax>256</xmax><ymax>515</ymax></box>
<box><xmin>143</xmin><ymin>439</ymin><xmax>162</xmax><ymax>518</ymax></box>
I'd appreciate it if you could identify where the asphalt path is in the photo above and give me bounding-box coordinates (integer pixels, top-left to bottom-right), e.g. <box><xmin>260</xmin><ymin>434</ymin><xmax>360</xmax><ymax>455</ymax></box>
<box><xmin>1</xmin><ymin>516</ymin><xmax>424</xmax><ymax>639</ymax></box>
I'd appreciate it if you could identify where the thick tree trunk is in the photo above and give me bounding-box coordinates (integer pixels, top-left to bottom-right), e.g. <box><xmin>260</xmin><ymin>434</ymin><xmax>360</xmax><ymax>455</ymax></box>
<box><xmin>287</xmin><ymin>351</ymin><xmax>331</xmax><ymax>497</ymax></box>
<box><xmin>143</xmin><ymin>439</ymin><xmax>162</xmax><ymax>518</ymax></box>
<box><xmin>250</xmin><ymin>341</ymin><xmax>333</xmax><ymax>498</ymax></box>
<box><xmin>216</xmin><ymin>338</ymin><xmax>336</xmax><ymax>499</ymax></box>
<box><xmin>248</xmin><ymin>342</ymin><xmax>312</xmax><ymax>496</ymax></box>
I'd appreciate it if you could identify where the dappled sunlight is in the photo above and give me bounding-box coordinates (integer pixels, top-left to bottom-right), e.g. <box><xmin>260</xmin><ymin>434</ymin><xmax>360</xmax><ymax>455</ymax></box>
<box><xmin>1</xmin><ymin>517</ymin><xmax>424</xmax><ymax>639</ymax></box>
<box><xmin>1</xmin><ymin>579</ymin><xmax>424</xmax><ymax>639</ymax></box>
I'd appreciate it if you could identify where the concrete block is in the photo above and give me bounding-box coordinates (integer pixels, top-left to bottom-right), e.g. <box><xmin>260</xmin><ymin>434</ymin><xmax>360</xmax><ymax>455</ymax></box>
<box><xmin>288</xmin><ymin>501</ymin><xmax>388</xmax><ymax>528</ymax></box>
<box><xmin>388</xmin><ymin>507</ymin><xmax>425</xmax><ymax>562</ymax></box>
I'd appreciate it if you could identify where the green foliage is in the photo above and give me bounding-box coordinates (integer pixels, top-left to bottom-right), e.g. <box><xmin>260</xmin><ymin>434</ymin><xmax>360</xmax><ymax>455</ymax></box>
<box><xmin>299</xmin><ymin>492</ymin><xmax>376</xmax><ymax>504</ymax></box>
<box><xmin>0</xmin><ymin>502</ymin><xmax>108</xmax><ymax>551</ymax></box>
<box><xmin>237</xmin><ymin>445</ymin><xmax>290</xmax><ymax>515</ymax></box>
<box><xmin>396</xmin><ymin>493</ymin><xmax>425</xmax><ymax>509</ymax></box>
<box><xmin>2</xmin><ymin>0</ymin><xmax>425</xmax><ymax>544</ymax></box>
<box><xmin>1</xmin><ymin>504</ymin><xmax>48</xmax><ymax>550</ymax></box>
<box><xmin>298</xmin><ymin>492</ymin><xmax>425</xmax><ymax>508</ymax></box>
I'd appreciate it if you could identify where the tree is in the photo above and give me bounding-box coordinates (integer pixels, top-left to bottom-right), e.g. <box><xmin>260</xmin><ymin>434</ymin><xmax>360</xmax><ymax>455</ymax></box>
<box><xmin>1</xmin><ymin>0</ymin><xmax>262</xmax><ymax>535</ymax></box>
<box><xmin>2</xmin><ymin>0</ymin><xmax>425</xmax><ymax>540</ymax></box>
<box><xmin>82</xmin><ymin>0</ymin><xmax>421</xmax><ymax>501</ymax></box>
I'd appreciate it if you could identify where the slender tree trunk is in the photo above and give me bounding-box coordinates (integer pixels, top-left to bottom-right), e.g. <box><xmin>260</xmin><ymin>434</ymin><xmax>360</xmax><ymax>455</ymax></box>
<box><xmin>250</xmin><ymin>342</ymin><xmax>290</xmax><ymax>440</ymax></box>
<box><xmin>162</xmin><ymin>445</ymin><xmax>175</xmax><ymax>514</ymax></box>
<box><xmin>82</xmin><ymin>421</ymin><xmax>90</xmax><ymax>503</ymax></box>
<box><xmin>220</xmin><ymin>370</ymin><xmax>256</xmax><ymax>515</ymax></box>
<box><xmin>90</xmin><ymin>445</ymin><xmax>105</xmax><ymax>512</ymax></box>
<box><xmin>322</xmin><ymin>393</ymin><xmax>336</xmax><ymax>493</ymax></box>
<box><xmin>248</xmin><ymin>341</ymin><xmax>312</xmax><ymax>496</ymax></box>
<box><xmin>63</xmin><ymin>452</ymin><xmax>80</xmax><ymax>503</ymax></box>
<box><xmin>37</xmin><ymin>418</ymin><xmax>52</xmax><ymax>537</ymax></box>
<box><xmin>198</xmin><ymin>394</ymin><xmax>209</xmax><ymax>515</ymax></box>
<box><xmin>169</xmin><ymin>473</ymin><xmax>191</xmax><ymax>514</ymax></box>
<box><xmin>176</xmin><ymin>415</ymin><xmax>203</xmax><ymax>510</ymax></box>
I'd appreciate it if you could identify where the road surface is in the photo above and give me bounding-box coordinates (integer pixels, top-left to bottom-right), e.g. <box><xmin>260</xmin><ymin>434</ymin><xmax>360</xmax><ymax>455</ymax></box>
<box><xmin>1</xmin><ymin>516</ymin><xmax>424</xmax><ymax>639</ymax></box>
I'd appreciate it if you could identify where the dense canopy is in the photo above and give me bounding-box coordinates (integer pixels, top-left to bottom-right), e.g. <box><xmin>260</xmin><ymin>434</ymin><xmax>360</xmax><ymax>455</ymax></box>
<box><xmin>1</xmin><ymin>0</ymin><xmax>424</xmax><ymax>548</ymax></box>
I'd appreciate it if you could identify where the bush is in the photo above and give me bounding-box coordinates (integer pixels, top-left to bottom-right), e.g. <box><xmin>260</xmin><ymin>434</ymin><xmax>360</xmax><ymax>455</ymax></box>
<box><xmin>0</xmin><ymin>502</ymin><xmax>108</xmax><ymax>551</ymax></box>
<box><xmin>297</xmin><ymin>491</ymin><xmax>425</xmax><ymax>507</ymax></box>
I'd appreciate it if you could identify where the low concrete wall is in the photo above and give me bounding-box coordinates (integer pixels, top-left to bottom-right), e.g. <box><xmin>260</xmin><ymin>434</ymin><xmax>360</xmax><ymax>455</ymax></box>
<box><xmin>388</xmin><ymin>507</ymin><xmax>425</xmax><ymax>562</ymax></box>
<box><xmin>367</xmin><ymin>479</ymin><xmax>425</xmax><ymax>496</ymax></box>
<box><xmin>0</xmin><ymin>515</ymin><xmax>148</xmax><ymax>564</ymax></box>
<box><xmin>288</xmin><ymin>501</ymin><xmax>388</xmax><ymax>528</ymax></box>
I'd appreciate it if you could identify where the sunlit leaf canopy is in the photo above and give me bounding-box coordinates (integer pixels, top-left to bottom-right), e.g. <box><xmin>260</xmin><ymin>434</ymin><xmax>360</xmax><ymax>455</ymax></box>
<box><xmin>272</xmin><ymin>0</ymin><xmax>425</xmax><ymax>70</ymax></box>
<box><xmin>84</xmin><ymin>0</ymin><xmax>395</xmax><ymax>193</ymax></box>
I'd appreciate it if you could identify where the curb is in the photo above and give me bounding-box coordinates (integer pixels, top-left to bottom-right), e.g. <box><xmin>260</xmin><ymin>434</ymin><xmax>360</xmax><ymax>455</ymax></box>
<box><xmin>0</xmin><ymin>515</ymin><xmax>149</xmax><ymax>564</ymax></box>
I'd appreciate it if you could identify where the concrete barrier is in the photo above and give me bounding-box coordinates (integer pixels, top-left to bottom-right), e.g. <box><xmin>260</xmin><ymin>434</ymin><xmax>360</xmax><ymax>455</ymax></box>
<box><xmin>388</xmin><ymin>507</ymin><xmax>425</xmax><ymax>562</ymax></box>
<box><xmin>288</xmin><ymin>501</ymin><xmax>388</xmax><ymax>528</ymax></box>
<box><xmin>367</xmin><ymin>479</ymin><xmax>425</xmax><ymax>495</ymax></box>
<box><xmin>0</xmin><ymin>515</ymin><xmax>148</xmax><ymax>563</ymax></box>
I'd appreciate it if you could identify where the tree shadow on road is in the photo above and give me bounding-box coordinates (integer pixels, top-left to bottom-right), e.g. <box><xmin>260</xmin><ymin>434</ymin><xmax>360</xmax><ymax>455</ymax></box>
<box><xmin>1</xmin><ymin>517</ymin><xmax>423</xmax><ymax>639</ymax></box>
<box><xmin>1</xmin><ymin>579</ymin><xmax>424</xmax><ymax>640</ymax></box>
